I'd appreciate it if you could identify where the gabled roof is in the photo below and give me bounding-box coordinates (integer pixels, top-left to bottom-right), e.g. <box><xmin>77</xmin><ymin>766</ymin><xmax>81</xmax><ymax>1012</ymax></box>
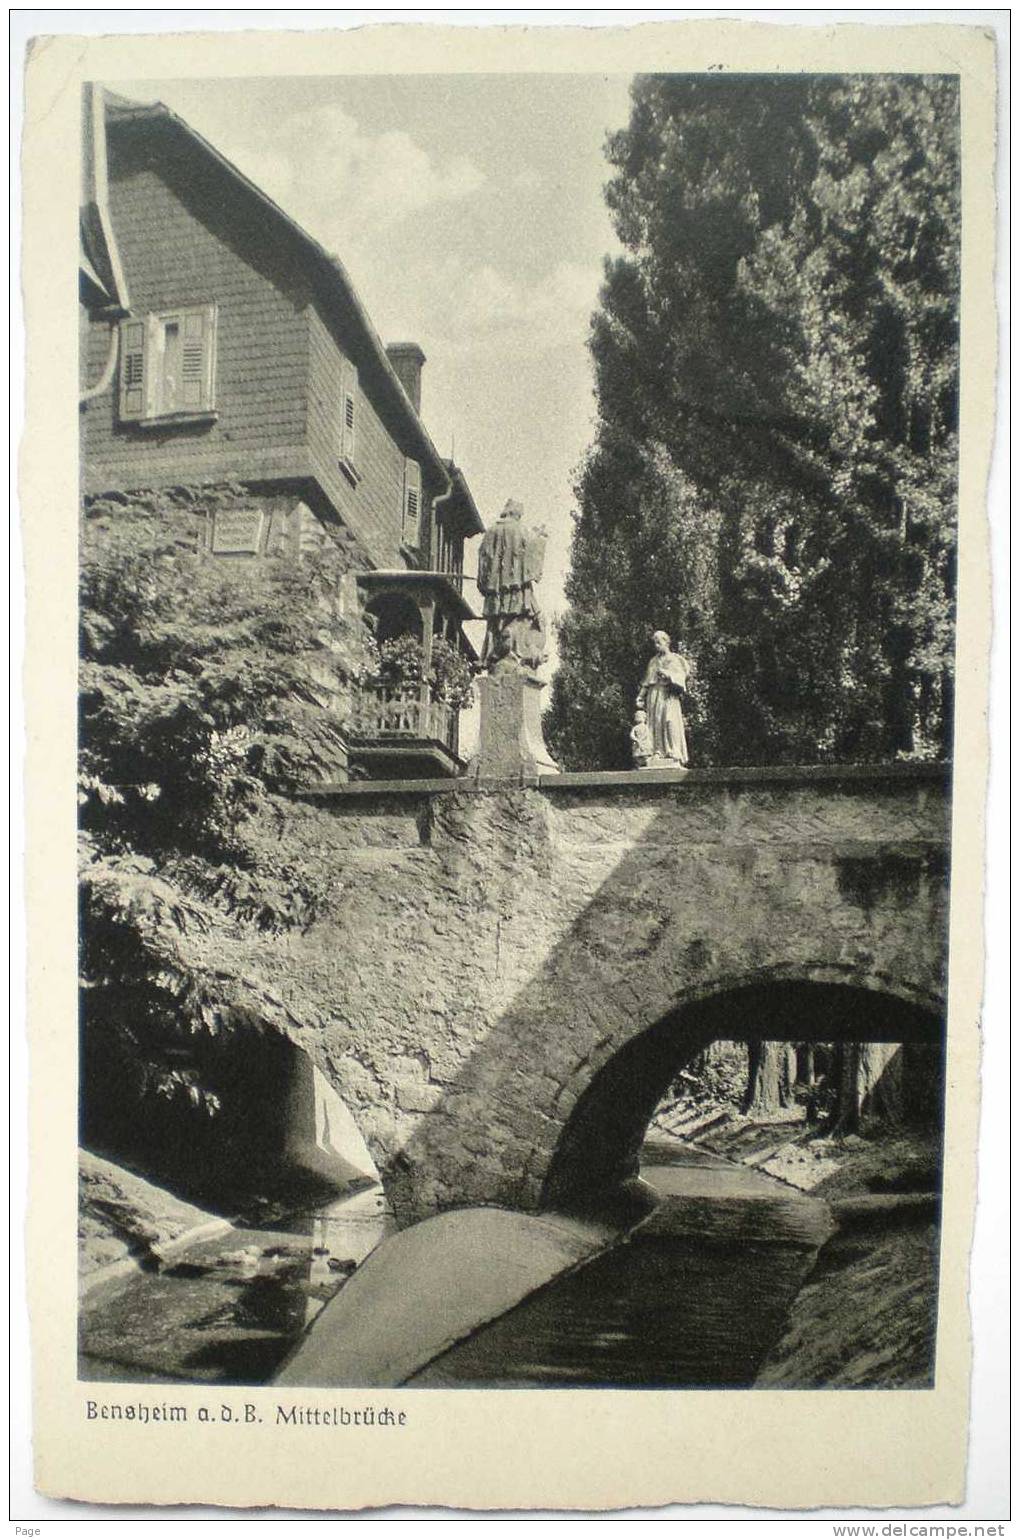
<box><xmin>100</xmin><ymin>90</ymin><xmax>454</xmax><ymax>491</ymax></box>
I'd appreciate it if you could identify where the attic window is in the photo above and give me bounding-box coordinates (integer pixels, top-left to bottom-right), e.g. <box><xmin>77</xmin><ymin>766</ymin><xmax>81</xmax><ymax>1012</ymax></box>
<box><xmin>119</xmin><ymin>304</ymin><xmax>217</xmax><ymax>425</ymax></box>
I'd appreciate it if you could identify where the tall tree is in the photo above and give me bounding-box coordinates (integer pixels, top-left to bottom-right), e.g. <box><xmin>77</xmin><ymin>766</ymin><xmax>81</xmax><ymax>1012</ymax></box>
<box><xmin>547</xmin><ymin>74</ymin><xmax>960</xmax><ymax>770</ymax></box>
<box><xmin>829</xmin><ymin>1042</ymin><xmax>904</xmax><ymax>1135</ymax></box>
<box><xmin>742</xmin><ymin>1041</ymin><xmax>797</xmax><ymax>1118</ymax></box>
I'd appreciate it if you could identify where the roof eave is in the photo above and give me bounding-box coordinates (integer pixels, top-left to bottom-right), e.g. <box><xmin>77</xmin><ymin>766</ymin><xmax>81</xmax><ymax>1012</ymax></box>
<box><xmin>356</xmin><ymin>569</ymin><xmax>477</xmax><ymax>622</ymax></box>
<box><xmin>444</xmin><ymin>462</ymin><xmax>485</xmax><ymax>537</ymax></box>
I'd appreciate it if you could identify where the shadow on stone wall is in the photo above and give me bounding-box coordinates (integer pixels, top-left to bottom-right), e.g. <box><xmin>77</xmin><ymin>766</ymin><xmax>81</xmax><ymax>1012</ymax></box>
<box><xmin>368</xmin><ymin>784</ymin><xmax>948</xmax><ymax>1223</ymax></box>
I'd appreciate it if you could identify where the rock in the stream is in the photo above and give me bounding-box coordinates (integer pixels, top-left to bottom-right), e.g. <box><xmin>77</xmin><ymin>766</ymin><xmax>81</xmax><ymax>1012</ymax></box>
<box><xmin>79</xmin><ymin>1150</ymin><xmax>226</xmax><ymax>1280</ymax></box>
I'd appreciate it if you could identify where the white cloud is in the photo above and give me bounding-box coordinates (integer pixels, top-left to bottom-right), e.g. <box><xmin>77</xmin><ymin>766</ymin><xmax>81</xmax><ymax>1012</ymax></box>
<box><xmin>444</xmin><ymin>259</ymin><xmax>602</xmax><ymax>356</ymax></box>
<box><xmin>158</xmin><ymin>89</ymin><xmax>602</xmax><ymax>365</ymax></box>
<box><xmin>215</xmin><ymin>103</ymin><xmax>484</xmax><ymax>241</ymax></box>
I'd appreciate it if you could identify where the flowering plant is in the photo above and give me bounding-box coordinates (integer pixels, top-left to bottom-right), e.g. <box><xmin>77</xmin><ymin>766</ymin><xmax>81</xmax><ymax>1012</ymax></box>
<box><xmin>428</xmin><ymin>637</ymin><xmax>477</xmax><ymax>708</ymax></box>
<box><xmin>367</xmin><ymin>633</ymin><xmax>476</xmax><ymax>709</ymax></box>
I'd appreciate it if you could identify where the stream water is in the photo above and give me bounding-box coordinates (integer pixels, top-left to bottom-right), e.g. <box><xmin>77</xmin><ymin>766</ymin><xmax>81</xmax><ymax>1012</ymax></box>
<box><xmin>79</xmin><ymin>1184</ymin><xmax>395</xmax><ymax>1384</ymax></box>
<box><xmin>408</xmin><ymin>1141</ymin><xmax>833</xmax><ymax>1388</ymax></box>
<box><xmin>80</xmin><ymin>1139</ymin><xmax>834</xmax><ymax>1388</ymax></box>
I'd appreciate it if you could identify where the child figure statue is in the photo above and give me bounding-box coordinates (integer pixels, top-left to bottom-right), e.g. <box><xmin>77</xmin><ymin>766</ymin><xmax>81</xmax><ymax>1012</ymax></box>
<box><xmin>630</xmin><ymin>707</ymin><xmax>653</xmax><ymax>768</ymax></box>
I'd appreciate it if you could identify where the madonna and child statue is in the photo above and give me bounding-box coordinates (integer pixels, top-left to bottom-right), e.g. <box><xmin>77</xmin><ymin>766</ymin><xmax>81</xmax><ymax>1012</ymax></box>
<box><xmin>632</xmin><ymin>630</ymin><xmax>692</xmax><ymax>769</ymax></box>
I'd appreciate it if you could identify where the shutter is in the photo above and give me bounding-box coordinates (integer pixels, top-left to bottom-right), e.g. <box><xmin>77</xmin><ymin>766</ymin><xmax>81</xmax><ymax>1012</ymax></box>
<box><xmin>118</xmin><ymin>317</ymin><xmax>148</xmax><ymax>420</ymax></box>
<box><xmin>180</xmin><ymin>304</ymin><xmax>216</xmax><ymax>412</ymax></box>
<box><xmin>403</xmin><ymin>459</ymin><xmax>422</xmax><ymax>546</ymax></box>
<box><xmin>158</xmin><ymin>312</ymin><xmax>183</xmax><ymax>414</ymax></box>
<box><xmin>341</xmin><ymin>360</ymin><xmax>358</xmax><ymax>463</ymax></box>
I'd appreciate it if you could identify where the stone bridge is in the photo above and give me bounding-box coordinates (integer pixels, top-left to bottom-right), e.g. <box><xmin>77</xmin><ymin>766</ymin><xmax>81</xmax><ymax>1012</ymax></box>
<box><xmin>277</xmin><ymin>763</ymin><xmax>950</xmax><ymax>1224</ymax></box>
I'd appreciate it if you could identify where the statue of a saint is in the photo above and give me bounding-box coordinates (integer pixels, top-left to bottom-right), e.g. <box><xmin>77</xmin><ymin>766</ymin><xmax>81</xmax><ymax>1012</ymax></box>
<box><xmin>637</xmin><ymin>630</ymin><xmax>691</xmax><ymax>766</ymax></box>
<box><xmin>475</xmin><ymin>499</ymin><xmax>548</xmax><ymax>671</ymax></box>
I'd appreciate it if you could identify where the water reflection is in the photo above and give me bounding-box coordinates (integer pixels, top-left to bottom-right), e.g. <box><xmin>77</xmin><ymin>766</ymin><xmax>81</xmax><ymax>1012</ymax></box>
<box><xmin>79</xmin><ymin>1182</ymin><xmax>394</xmax><ymax>1385</ymax></box>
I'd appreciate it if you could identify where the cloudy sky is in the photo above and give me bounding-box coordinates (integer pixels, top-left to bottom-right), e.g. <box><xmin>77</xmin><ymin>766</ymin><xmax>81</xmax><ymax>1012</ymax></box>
<box><xmin>118</xmin><ymin>73</ymin><xmax>635</xmax><ymax>668</ymax></box>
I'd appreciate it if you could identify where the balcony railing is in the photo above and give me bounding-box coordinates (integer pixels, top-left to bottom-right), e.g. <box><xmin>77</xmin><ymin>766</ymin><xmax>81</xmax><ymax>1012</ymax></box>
<box><xmin>352</xmin><ymin>686</ymin><xmax>456</xmax><ymax>752</ymax></box>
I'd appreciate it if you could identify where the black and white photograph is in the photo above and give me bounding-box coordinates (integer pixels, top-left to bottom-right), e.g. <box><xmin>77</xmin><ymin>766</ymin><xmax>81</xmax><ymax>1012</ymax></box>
<box><xmin>16</xmin><ymin>13</ymin><xmax>1004</xmax><ymax>1518</ymax></box>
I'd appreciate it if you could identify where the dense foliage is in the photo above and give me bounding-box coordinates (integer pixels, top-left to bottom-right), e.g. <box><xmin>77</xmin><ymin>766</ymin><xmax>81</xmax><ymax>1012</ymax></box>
<box><xmin>79</xmin><ymin>488</ymin><xmax>373</xmax><ymax>1127</ymax></box>
<box><xmin>365</xmin><ymin>633</ymin><xmax>477</xmax><ymax>709</ymax></box>
<box><xmin>547</xmin><ymin>75</ymin><xmax>960</xmax><ymax>769</ymax></box>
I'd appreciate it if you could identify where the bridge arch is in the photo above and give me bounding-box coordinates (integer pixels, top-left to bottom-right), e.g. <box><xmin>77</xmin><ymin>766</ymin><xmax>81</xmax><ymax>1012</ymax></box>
<box><xmin>533</xmin><ymin>966</ymin><xmax>943</xmax><ymax>1211</ymax></box>
<box><xmin>289</xmin><ymin>769</ymin><xmax>950</xmax><ymax>1221</ymax></box>
<box><xmin>82</xmin><ymin>1017</ymin><xmax>383</xmax><ymax>1213</ymax></box>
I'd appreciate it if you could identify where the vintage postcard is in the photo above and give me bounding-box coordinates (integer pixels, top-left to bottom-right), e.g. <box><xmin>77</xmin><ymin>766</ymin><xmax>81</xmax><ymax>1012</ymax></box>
<box><xmin>19</xmin><ymin>13</ymin><xmax>1000</xmax><ymax>1516</ymax></box>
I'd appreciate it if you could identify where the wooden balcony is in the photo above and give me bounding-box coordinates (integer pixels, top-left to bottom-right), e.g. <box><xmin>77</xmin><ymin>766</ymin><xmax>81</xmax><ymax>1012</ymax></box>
<box><xmin>348</xmin><ymin>686</ymin><xmax>463</xmax><ymax>779</ymax></box>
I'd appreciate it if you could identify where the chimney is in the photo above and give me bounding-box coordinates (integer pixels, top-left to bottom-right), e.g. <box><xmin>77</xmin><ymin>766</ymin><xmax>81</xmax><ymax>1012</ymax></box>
<box><xmin>386</xmin><ymin>342</ymin><xmax>426</xmax><ymax>414</ymax></box>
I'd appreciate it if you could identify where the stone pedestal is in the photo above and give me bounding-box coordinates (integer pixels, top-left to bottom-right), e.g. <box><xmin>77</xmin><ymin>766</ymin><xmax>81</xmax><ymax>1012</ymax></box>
<box><xmin>472</xmin><ymin>664</ymin><xmax>559</xmax><ymax>779</ymax></box>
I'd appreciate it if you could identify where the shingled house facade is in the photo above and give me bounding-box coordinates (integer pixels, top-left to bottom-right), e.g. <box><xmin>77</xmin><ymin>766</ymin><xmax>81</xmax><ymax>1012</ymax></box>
<box><xmin>80</xmin><ymin>86</ymin><xmax>483</xmax><ymax>777</ymax></box>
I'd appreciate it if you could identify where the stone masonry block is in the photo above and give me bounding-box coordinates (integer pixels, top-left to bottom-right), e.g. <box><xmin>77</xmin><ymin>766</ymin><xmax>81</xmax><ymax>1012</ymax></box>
<box><xmin>395</xmin><ymin>1083</ymin><xmax>444</xmax><ymax>1114</ymax></box>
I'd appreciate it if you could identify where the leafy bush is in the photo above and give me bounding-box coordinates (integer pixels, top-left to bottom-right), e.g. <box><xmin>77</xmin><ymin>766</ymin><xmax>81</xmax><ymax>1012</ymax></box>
<box><xmin>79</xmin><ymin>490</ymin><xmax>372</xmax><ymax>850</ymax></box>
<box><xmin>79</xmin><ymin>489</ymin><xmax>373</xmax><ymax>1156</ymax></box>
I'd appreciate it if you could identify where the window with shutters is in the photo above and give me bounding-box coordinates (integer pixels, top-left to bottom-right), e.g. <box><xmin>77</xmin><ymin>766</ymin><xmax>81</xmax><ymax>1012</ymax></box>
<box><xmin>339</xmin><ymin>359</ymin><xmax>360</xmax><ymax>480</ymax></box>
<box><xmin>402</xmin><ymin>459</ymin><xmax>423</xmax><ymax>549</ymax></box>
<box><xmin>118</xmin><ymin>305</ymin><xmax>217</xmax><ymax>425</ymax></box>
